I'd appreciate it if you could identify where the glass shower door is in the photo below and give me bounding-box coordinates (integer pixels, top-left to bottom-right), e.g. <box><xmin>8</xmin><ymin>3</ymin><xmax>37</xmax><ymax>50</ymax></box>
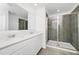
<box><xmin>48</xmin><ymin>17</ymin><xmax>58</xmax><ymax>47</ymax></box>
<box><xmin>48</xmin><ymin>18</ymin><xmax>57</xmax><ymax>41</ymax></box>
<box><xmin>58</xmin><ymin>14</ymin><xmax>78</xmax><ymax>51</ymax></box>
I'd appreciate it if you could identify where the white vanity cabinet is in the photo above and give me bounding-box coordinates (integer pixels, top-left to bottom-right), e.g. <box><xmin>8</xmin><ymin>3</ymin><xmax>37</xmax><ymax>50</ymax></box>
<box><xmin>0</xmin><ymin>34</ymin><xmax>42</xmax><ymax>55</ymax></box>
<box><xmin>13</xmin><ymin>35</ymin><xmax>42</xmax><ymax>55</ymax></box>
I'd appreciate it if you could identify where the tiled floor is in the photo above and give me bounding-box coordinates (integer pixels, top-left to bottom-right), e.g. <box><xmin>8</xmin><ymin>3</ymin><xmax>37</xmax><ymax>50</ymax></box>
<box><xmin>47</xmin><ymin>40</ymin><xmax>76</xmax><ymax>50</ymax></box>
<box><xmin>38</xmin><ymin>47</ymin><xmax>79</xmax><ymax>55</ymax></box>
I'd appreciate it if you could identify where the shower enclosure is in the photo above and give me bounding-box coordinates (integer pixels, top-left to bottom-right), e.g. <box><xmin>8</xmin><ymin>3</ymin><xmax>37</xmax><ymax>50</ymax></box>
<box><xmin>47</xmin><ymin>5</ymin><xmax>79</xmax><ymax>51</ymax></box>
<box><xmin>47</xmin><ymin>13</ymin><xmax>79</xmax><ymax>51</ymax></box>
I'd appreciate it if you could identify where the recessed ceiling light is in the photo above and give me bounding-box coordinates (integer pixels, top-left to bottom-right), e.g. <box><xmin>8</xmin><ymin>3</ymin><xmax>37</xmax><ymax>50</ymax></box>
<box><xmin>57</xmin><ymin>9</ymin><xmax>60</xmax><ymax>12</ymax></box>
<box><xmin>34</xmin><ymin>3</ymin><xmax>38</xmax><ymax>6</ymax></box>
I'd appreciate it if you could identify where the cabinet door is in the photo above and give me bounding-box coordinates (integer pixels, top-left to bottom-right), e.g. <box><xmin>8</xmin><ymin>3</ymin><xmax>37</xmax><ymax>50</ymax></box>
<box><xmin>0</xmin><ymin>34</ymin><xmax>42</xmax><ymax>55</ymax></box>
<box><xmin>13</xmin><ymin>35</ymin><xmax>42</xmax><ymax>55</ymax></box>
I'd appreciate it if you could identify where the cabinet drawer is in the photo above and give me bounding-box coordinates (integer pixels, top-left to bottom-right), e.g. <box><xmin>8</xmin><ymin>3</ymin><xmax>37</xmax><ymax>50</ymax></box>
<box><xmin>0</xmin><ymin>39</ymin><xmax>29</xmax><ymax>55</ymax></box>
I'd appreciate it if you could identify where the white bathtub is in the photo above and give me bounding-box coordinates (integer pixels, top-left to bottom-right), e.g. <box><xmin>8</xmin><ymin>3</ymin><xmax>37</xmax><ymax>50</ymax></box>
<box><xmin>0</xmin><ymin>31</ymin><xmax>42</xmax><ymax>55</ymax></box>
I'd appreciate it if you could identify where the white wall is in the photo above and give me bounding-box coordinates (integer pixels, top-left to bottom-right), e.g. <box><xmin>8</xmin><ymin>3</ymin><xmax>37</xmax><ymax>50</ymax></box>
<box><xmin>35</xmin><ymin>6</ymin><xmax>47</xmax><ymax>48</ymax></box>
<box><xmin>28</xmin><ymin>12</ymin><xmax>36</xmax><ymax>31</ymax></box>
<box><xmin>17</xmin><ymin>4</ymin><xmax>47</xmax><ymax>48</ymax></box>
<box><xmin>0</xmin><ymin>4</ymin><xmax>9</xmax><ymax>31</ymax></box>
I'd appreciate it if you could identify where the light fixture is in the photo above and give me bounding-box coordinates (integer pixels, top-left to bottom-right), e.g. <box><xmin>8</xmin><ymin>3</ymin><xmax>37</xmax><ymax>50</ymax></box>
<box><xmin>57</xmin><ymin>9</ymin><xmax>60</xmax><ymax>12</ymax></box>
<box><xmin>34</xmin><ymin>3</ymin><xmax>38</xmax><ymax>6</ymax></box>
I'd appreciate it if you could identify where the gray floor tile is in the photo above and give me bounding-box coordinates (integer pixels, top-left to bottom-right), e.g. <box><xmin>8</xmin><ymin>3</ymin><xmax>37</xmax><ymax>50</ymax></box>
<box><xmin>38</xmin><ymin>47</ymin><xmax>79</xmax><ymax>55</ymax></box>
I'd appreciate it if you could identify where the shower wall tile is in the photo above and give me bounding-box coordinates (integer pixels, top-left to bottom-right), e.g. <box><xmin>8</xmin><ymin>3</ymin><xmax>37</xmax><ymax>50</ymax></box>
<box><xmin>77</xmin><ymin>14</ymin><xmax>79</xmax><ymax>50</ymax></box>
<box><xmin>70</xmin><ymin>14</ymin><xmax>78</xmax><ymax>50</ymax></box>
<box><xmin>48</xmin><ymin>18</ymin><xmax>57</xmax><ymax>41</ymax></box>
<box><xmin>72</xmin><ymin>6</ymin><xmax>79</xmax><ymax>50</ymax></box>
<box><xmin>59</xmin><ymin>15</ymin><xmax>71</xmax><ymax>43</ymax></box>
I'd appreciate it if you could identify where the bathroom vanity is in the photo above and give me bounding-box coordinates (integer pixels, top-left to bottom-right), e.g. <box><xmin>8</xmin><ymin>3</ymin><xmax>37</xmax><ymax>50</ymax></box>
<box><xmin>0</xmin><ymin>31</ymin><xmax>42</xmax><ymax>55</ymax></box>
<box><xmin>0</xmin><ymin>4</ymin><xmax>43</xmax><ymax>55</ymax></box>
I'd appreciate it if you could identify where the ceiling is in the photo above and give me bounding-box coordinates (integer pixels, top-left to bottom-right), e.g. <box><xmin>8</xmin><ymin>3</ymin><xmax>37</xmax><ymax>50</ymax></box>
<box><xmin>9</xmin><ymin>3</ymin><xmax>78</xmax><ymax>18</ymax></box>
<box><xmin>43</xmin><ymin>3</ymin><xmax>78</xmax><ymax>16</ymax></box>
<box><xmin>17</xmin><ymin>3</ymin><xmax>78</xmax><ymax>16</ymax></box>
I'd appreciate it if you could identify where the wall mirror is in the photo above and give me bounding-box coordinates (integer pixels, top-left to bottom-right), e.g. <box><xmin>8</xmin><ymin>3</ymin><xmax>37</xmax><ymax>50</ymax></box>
<box><xmin>0</xmin><ymin>3</ymin><xmax>28</xmax><ymax>31</ymax></box>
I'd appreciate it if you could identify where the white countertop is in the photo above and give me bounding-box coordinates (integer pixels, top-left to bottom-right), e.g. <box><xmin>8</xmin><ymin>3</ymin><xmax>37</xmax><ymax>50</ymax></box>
<box><xmin>0</xmin><ymin>32</ymin><xmax>42</xmax><ymax>49</ymax></box>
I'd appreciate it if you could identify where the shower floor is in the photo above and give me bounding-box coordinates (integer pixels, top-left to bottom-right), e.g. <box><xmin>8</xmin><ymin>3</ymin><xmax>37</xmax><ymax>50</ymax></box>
<box><xmin>47</xmin><ymin>40</ymin><xmax>76</xmax><ymax>51</ymax></box>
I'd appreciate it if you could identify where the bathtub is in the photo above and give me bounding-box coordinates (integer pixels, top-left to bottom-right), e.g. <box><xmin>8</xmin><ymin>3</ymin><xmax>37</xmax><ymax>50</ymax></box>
<box><xmin>0</xmin><ymin>31</ymin><xmax>42</xmax><ymax>55</ymax></box>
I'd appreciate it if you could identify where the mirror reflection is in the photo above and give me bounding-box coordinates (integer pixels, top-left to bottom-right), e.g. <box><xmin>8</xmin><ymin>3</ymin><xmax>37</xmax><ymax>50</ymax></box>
<box><xmin>0</xmin><ymin>3</ymin><xmax>28</xmax><ymax>31</ymax></box>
